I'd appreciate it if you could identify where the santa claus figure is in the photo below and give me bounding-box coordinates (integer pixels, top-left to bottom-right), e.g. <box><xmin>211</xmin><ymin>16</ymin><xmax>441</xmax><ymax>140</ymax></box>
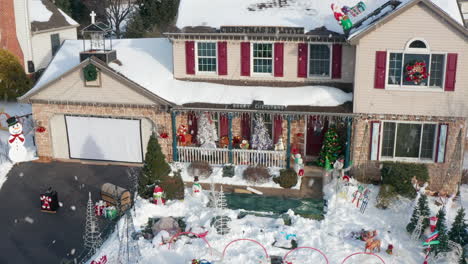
<box><xmin>153</xmin><ymin>185</ymin><xmax>165</xmax><ymax>205</ymax></box>
<box><xmin>331</xmin><ymin>3</ymin><xmax>353</xmax><ymax>30</ymax></box>
<box><xmin>7</xmin><ymin>117</ymin><xmax>27</xmax><ymax>162</ymax></box>
<box><xmin>192</xmin><ymin>176</ymin><xmax>202</xmax><ymax>195</ymax></box>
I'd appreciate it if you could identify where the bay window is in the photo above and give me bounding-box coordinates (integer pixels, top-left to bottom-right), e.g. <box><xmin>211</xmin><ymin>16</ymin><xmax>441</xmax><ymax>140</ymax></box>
<box><xmin>381</xmin><ymin>122</ymin><xmax>437</xmax><ymax>161</ymax></box>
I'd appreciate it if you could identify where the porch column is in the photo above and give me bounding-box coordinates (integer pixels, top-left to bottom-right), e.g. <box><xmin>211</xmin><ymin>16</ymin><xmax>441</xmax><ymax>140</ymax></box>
<box><xmin>286</xmin><ymin>116</ymin><xmax>291</xmax><ymax>169</ymax></box>
<box><xmin>171</xmin><ymin>111</ymin><xmax>178</xmax><ymax>162</ymax></box>
<box><xmin>228</xmin><ymin>113</ymin><xmax>233</xmax><ymax>163</ymax></box>
<box><xmin>344</xmin><ymin>117</ymin><xmax>352</xmax><ymax>168</ymax></box>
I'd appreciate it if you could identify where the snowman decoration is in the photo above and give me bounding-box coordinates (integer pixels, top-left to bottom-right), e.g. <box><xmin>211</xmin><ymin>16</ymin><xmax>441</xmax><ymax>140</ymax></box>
<box><xmin>192</xmin><ymin>176</ymin><xmax>202</xmax><ymax>196</ymax></box>
<box><xmin>153</xmin><ymin>185</ymin><xmax>165</xmax><ymax>205</ymax></box>
<box><xmin>7</xmin><ymin>117</ymin><xmax>27</xmax><ymax>163</ymax></box>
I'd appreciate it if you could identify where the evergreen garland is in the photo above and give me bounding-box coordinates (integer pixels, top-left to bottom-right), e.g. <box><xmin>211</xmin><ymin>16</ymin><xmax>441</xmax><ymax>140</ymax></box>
<box><xmin>316</xmin><ymin>127</ymin><xmax>342</xmax><ymax>167</ymax></box>
<box><xmin>432</xmin><ymin>208</ymin><xmax>449</xmax><ymax>255</ymax></box>
<box><xmin>83</xmin><ymin>64</ymin><xmax>98</xmax><ymax>81</ymax></box>
<box><xmin>448</xmin><ymin>208</ymin><xmax>468</xmax><ymax>246</ymax></box>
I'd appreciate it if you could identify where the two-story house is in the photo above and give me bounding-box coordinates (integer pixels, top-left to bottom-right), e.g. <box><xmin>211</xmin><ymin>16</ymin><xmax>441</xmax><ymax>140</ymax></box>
<box><xmin>19</xmin><ymin>0</ymin><xmax>467</xmax><ymax>194</ymax></box>
<box><xmin>0</xmin><ymin>0</ymin><xmax>79</xmax><ymax>73</ymax></box>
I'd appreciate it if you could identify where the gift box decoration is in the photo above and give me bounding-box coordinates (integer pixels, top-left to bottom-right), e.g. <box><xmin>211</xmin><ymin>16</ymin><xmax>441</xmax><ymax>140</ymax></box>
<box><xmin>104</xmin><ymin>206</ymin><xmax>118</xmax><ymax>220</ymax></box>
<box><xmin>94</xmin><ymin>200</ymin><xmax>107</xmax><ymax>216</ymax></box>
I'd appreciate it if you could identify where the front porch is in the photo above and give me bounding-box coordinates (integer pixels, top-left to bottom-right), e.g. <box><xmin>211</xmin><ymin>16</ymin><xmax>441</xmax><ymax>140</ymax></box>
<box><xmin>170</xmin><ymin>105</ymin><xmax>355</xmax><ymax>169</ymax></box>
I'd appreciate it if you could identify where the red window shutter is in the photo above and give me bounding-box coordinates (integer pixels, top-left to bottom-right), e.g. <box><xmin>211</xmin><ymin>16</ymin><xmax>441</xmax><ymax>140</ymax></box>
<box><xmin>444</xmin><ymin>53</ymin><xmax>458</xmax><ymax>91</ymax></box>
<box><xmin>241</xmin><ymin>113</ymin><xmax>251</xmax><ymax>141</ymax></box>
<box><xmin>218</xmin><ymin>42</ymin><xmax>228</xmax><ymax>75</ymax></box>
<box><xmin>369</xmin><ymin>121</ymin><xmax>381</xmax><ymax>160</ymax></box>
<box><xmin>297</xmin><ymin>43</ymin><xmax>308</xmax><ymax>78</ymax></box>
<box><xmin>188</xmin><ymin>112</ymin><xmax>198</xmax><ymax>144</ymax></box>
<box><xmin>185</xmin><ymin>41</ymin><xmax>195</xmax><ymax>75</ymax></box>
<box><xmin>274</xmin><ymin>43</ymin><xmax>284</xmax><ymax>77</ymax></box>
<box><xmin>332</xmin><ymin>44</ymin><xmax>342</xmax><ymax>79</ymax></box>
<box><xmin>374</xmin><ymin>51</ymin><xmax>387</xmax><ymax>89</ymax></box>
<box><xmin>273</xmin><ymin>115</ymin><xmax>283</xmax><ymax>144</ymax></box>
<box><xmin>240</xmin><ymin>42</ymin><xmax>250</xmax><ymax>76</ymax></box>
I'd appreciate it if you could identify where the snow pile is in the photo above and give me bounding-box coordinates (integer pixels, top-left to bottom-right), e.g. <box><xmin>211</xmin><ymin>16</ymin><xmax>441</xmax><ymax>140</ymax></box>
<box><xmin>175</xmin><ymin>163</ymin><xmax>302</xmax><ymax>190</ymax></box>
<box><xmin>0</xmin><ymin>102</ymin><xmax>37</xmax><ymax>190</ymax></box>
<box><xmin>88</xmin><ymin>178</ymin><xmax>468</xmax><ymax>264</ymax></box>
<box><xmin>29</xmin><ymin>0</ymin><xmax>53</xmax><ymax>23</ymax></box>
<box><xmin>25</xmin><ymin>39</ymin><xmax>353</xmax><ymax>107</ymax></box>
<box><xmin>176</xmin><ymin>0</ymin><xmax>464</xmax><ymax>34</ymax></box>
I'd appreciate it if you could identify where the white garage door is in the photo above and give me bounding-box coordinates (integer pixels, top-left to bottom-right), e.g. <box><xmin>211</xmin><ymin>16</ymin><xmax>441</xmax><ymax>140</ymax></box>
<box><xmin>65</xmin><ymin>116</ymin><xmax>143</xmax><ymax>163</ymax></box>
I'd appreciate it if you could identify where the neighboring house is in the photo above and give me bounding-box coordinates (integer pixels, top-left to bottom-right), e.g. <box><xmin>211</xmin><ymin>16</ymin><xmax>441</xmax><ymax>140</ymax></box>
<box><xmin>459</xmin><ymin>0</ymin><xmax>468</xmax><ymax>25</ymax></box>
<box><xmin>19</xmin><ymin>0</ymin><xmax>467</xmax><ymax>194</ymax></box>
<box><xmin>0</xmin><ymin>0</ymin><xmax>79</xmax><ymax>73</ymax></box>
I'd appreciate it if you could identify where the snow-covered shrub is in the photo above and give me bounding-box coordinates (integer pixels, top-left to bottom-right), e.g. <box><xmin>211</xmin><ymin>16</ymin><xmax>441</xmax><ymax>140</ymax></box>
<box><xmin>273</xmin><ymin>169</ymin><xmax>298</xmax><ymax>189</ymax></box>
<box><xmin>222</xmin><ymin>164</ymin><xmax>235</xmax><ymax>178</ymax></box>
<box><xmin>381</xmin><ymin>162</ymin><xmax>428</xmax><ymax>198</ymax></box>
<box><xmin>243</xmin><ymin>166</ymin><xmax>270</xmax><ymax>184</ymax></box>
<box><xmin>376</xmin><ymin>184</ymin><xmax>397</xmax><ymax>209</ymax></box>
<box><xmin>187</xmin><ymin>161</ymin><xmax>213</xmax><ymax>179</ymax></box>
<box><xmin>160</xmin><ymin>170</ymin><xmax>185</xmax><ymax>200</ymax></box>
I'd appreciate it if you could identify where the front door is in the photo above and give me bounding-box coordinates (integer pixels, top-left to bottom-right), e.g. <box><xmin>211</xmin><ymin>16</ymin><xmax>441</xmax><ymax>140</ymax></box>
<box><xmin>306</xmin><ymin>116</ymin><xmax>328</xmax><ymax>156</ymax></box>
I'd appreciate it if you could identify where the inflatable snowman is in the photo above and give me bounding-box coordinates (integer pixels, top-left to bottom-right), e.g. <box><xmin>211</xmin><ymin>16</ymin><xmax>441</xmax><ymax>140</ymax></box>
<box><xmin>7</xmin><ymin>117</ymin><xmax>27</xmax><ymax>163</ymax></box>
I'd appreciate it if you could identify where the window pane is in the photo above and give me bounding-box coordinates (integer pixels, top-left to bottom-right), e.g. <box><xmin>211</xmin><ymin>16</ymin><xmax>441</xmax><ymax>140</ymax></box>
<box><xmin>388</xmin><ymin>53</ymin><xmax>402</xmax><ymax>85</ymax></box>
<box><xmin>421</xmin><ymin>124</ymin><xmax>436</xmax><ymax>159</ymax></box>
<box><xmin>309</xmin><ymin>44</ymin><xmax>330</xmax><ymax>76</ymax></box>
<box><xmin>409</xmin><ymin>40</ymin><xmax>427</xmax><ymax>49</ymax></box>
<box><xmin>429</xmin><ymin>54</ymin><xmax>445</xmax><ymax>87</ymax></box>
<box><xmin>253</xmin><ymin>43</ymin><xmax>273</xmax><ymax>73</ymax></box>
<box><xmin>395</xmin><ymin>123</ymin><xmax>421</xmax><ymax>158</ymax></box>
<box><xmin>197</xmin><ymin>42</ymin><xmax>217</xmax><ymax>72</ymax></box>
<box><xmin>382</xmin><ymin>122</ymin><xmax>396</xmax><ymax>157</ymax></box>
<box><xmin>402</xmin><ymin>54</ymin><xmax>430</xmax><ymax>86</ymax></box>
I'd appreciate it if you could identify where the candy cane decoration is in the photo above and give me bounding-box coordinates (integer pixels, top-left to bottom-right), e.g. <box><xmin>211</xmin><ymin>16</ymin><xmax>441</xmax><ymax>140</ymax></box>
<box><xmin>40</xmin><ymin>195</ymin><xmax>52</xmax><ymax>210</ymax></box>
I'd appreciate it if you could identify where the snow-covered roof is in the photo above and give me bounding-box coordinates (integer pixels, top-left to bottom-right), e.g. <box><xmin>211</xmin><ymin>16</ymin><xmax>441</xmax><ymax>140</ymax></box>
<box><xmin>29</xmin><ymin>0</ymin><xmax>79</xmax><ymax>32</ymax></box>
<box><xmin>176</xmin><ymin>0</ymin><xmax>464</xmax><ymax>34</ymax></box>
<box><xmin>23</xmin><ymin>39</ymin><xmax>352</xmax><ymax>107</ymax></box>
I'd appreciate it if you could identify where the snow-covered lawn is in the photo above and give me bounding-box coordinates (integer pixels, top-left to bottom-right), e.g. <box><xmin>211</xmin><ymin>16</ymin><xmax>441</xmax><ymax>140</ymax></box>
<box><xmin>88</xmin><ymin>179</ymin><xmax>467</xmax><ymax>264</ymax></box>
<box><xmin>0</xmin><ymin>102</ymin><xmax>37</xmax><ymax>190</ymax></box>
<box><xmin>174</xmin><ymin>163</ymin><xmax>301</xmax><ymax>190</ymax></box>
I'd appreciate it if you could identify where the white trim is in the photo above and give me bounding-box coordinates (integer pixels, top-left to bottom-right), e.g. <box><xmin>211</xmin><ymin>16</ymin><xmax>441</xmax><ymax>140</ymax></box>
<box><xmin>250</xmin><ymin>42</ymin><xmax>274</xmax><ymax>77</ymax></box>
<box><xmin>385</xmin><ymin>49</ymin><xmax>447</xmax><ymax>90</ymax></box>
<box><xmin>379</xmin><ymin>120</ymin><xmax>438</xmax><ymax>163</ymax></box>
<box><xmin>307</xmin><ymin>43</ymin><xmax>332</xmax><ymax>80</ymax></box>
<box><xmin>195</xmin><ymin>41</ymin><xmax>218</xmax><ymax>75</ymax></box>
<box><xmin>405</xmin><ymin>38</ymin><xmax>430</xmax><ymax>53</ymax></box>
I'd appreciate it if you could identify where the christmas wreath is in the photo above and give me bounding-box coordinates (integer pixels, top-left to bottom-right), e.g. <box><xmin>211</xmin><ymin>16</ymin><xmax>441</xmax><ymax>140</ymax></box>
<box><xmin>83</xmin><ymin>64</ymin><xmax>98</xmax><ymax>82</ymax></box>
<box><xmin>405</xmin><ymin>60</ymin><xmax>428</xmax><ymax>84</ymax></box>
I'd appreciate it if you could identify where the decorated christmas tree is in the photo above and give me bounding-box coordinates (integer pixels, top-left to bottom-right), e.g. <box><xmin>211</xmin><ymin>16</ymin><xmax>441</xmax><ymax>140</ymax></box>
<box><xmin>406</xmin><ymin>204</ymin><xmax>420</xmax><ymax>234</ymax></box>
<box><xmin>251</xmin><ymin>115</ymin><xmax>273</xmax><ymax>150</ymax></box>
<box><xmin>448</xmin><ymin>208</ymin><xmax>468</xmax><ymax>246</ymax></box>
<box><xmin>317</xmin><ymin>127</ymin><xmax>342</xmax><ymax>167</ymax></box>
<box><xmin>432</xmin><ymin>208</ymin><xmax>449</xmax><ymax>255</ymax></box>
<box><xmin>138</xmin><ymin>134</ymin><xmax>171</xmax><ymax>198</ymax></box>
<box><xmin>197</xmin><ymin>113</ymin><xmax>218</xmax><ymax>148</ymax></box>
<box><xmin>83</xmin><ymin>193</ymin><xmax>102</xmax><ymax>256</ymax></box>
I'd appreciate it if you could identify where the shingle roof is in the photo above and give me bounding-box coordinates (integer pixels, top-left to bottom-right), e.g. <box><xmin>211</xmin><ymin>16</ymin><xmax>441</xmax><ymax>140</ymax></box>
<box><xmin>29</xmin><ymin>0</ymin><xmax>79</xmax><ymax>33</ymax></box>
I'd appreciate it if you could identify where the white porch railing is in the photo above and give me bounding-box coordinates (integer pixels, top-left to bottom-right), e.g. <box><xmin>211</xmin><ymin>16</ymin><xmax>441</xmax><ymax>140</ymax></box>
<box><xmin>177</xmin><ymin>146</ymin><xmax>286</xmax><ymax>167</ymax></box>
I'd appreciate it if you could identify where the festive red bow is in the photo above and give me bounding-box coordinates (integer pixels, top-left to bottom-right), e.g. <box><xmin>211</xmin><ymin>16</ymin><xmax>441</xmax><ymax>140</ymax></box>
<box><xmin>9</xmin><ymin>134</ymin><xmax>24</xmax><ymax>143</ymax></box>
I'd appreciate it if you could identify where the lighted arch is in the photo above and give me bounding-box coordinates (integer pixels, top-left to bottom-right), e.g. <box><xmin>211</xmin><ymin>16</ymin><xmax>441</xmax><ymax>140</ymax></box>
<box><xmin>341</xmin><ymin>252</ymin><xmax>386</xmax><ymax>264</ymax></box>
<box><xmin>222</xmin><ymin>238</ymin><xmax>269</xmax><ymax>261</ymax></box>
<box><xmin>283</xmin><ymin>247</ymin><xmax>329</xmax><ymax>264</ymax></box>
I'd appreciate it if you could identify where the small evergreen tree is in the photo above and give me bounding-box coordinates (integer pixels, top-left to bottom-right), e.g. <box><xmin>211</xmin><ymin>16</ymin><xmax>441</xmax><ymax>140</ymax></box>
<box><xmin>251</xmin><ymin>115</ymin><xmax>273</xmax><ymax>150</ymax></box>
<box><xmin>433</xmin><ymin>208</ymin><xmax>449</xmax><ymax>255</ymax></box>
<box><xmin>0</xmin><ymin>50</ymin><xmax>31</xmax><ymax>101</ymax></box>
<box><xmin>138</xmin><ymin>133</ymin><xmax>171</xmax><ymax>198</ymax></box>
<box><xmin>406</xmin><ymin>203</ymin><xmax>420</xmax><ymax>234</ymax></box>
<box><xmin>160</xmin><ymin>170</ymin><xmax>184</xmax><ymax>200</ymax></box>
<box><xmin>317</xmin><ymin>127</ymin><xmax>342</xmax><ymax>167</ymax></box>
<box><xmin>418</xmin><ymin>194</ymin><xmax>431</xmax><ymax>231</ymax></box>
<box><xmin>124</xmin><ymin>13</ymin><xmax>145</xmax><ymax>38</ymax></box>
<box><xmin>448</xmin><ymin>208</ymin><xmax>468</xmax><ymax>246</ymax></box>
<box><xmin>138</xmin><ymin>0</ymin><xmax>180</xmax><ymax>32</ymax></box>
<box><xmin>459</xmin><ymin>248</ymin><xmax>467</xmax><ymax>264</ymax></box>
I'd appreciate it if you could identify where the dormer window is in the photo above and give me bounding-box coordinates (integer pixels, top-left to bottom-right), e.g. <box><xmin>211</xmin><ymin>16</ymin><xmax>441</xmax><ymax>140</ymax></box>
<box><xmin>252</xmin><ymin>43</ymin><xmax>273</xmax><ymax>74</ymax></box>
<box><xmin>196</xmin><ymin>42</ymin><xmax>217</xmax><ymax>73</ymax></box>
<box><xmin>387</xmin><ymin>39</ymin><xmax>445</xmax><ymax>89</ymax></box>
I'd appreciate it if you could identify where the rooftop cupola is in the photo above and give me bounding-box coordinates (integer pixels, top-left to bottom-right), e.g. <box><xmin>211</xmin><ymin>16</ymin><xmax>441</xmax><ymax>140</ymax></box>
<box><xmin>79</xmin><ymin>11</ymin><xmax>117</xmax><ymax>64</ymax></box>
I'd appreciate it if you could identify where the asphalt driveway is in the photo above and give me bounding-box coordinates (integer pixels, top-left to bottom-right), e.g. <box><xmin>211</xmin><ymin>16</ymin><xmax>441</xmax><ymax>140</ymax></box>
<box><xmin>0</xmin><ymin>161</ymin><xmax>135</xmax><ymax>264</ymax></box>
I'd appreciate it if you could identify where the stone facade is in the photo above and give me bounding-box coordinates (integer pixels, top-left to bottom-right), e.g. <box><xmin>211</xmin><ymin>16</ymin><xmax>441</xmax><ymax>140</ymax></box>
<box><xmin>32</xmin><ymin>103</ymin><xmax>174</xmax><ymax>162</ymax></box>
<box><xmin>351</xmin><ymin>115</ymin><xmax>466</xmax><ymax>194</ymax></box>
